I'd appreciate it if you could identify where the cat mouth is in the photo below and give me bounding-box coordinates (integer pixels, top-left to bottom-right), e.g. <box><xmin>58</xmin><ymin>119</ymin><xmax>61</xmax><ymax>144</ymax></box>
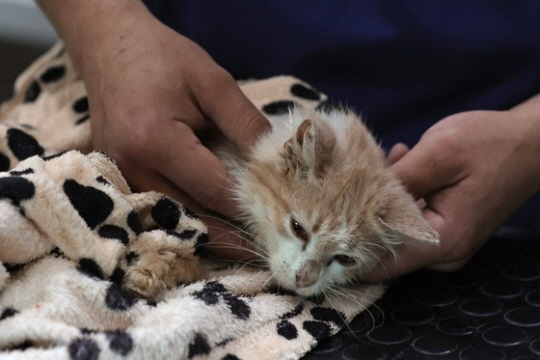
<box><xmin>271</xmin><ymin>284</ymin><xmax>326</xmax><ymax>299</ymax></box>
<box><xmin>293</xmin><ymin>283</ymin><xmax>324</xmax><ymax>298</ymax></box>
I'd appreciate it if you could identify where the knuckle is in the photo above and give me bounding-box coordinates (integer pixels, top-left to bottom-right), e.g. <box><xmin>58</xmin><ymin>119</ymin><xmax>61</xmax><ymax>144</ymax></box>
<box><xmin>238</xmin><ymin>109</ymin><xmax>268</xmax><ymax>141</ymax></box>
<box><xmin>129</xmin><ymin>130</ymin><xmax>156</xmax><ymax>159</ymax></box>
<box><xmin>196</xmin><ymin>65</ymin><xmax>235</xmax><ymax>92</ymax></box>
<box><xmin>427</xmin><ymin>127</ymin><xmax>465</xmax><ymax>166</ymax></box>
<box><xmin>121</xmin><ymin>112</ymin><xmax>163</xmax><ymax>160</ymax></box>
<box><xmin>173</xmin><ymin>120</ymin><xmax>196</xmax><ymax>138</ymax></box>
<box><xmin>208</xmin><ymin>66</ymin><xmax>235</xmax><ymax>87</ymax></box>
<box><xmin>173</xmin><ymin>122</ymin><xmax>203</xmax><ymax>154</ymax></box>
<box><xmin>432</xmin><ymin>127</ymin><xmax>460</xmax><ymax>153</ymax></box>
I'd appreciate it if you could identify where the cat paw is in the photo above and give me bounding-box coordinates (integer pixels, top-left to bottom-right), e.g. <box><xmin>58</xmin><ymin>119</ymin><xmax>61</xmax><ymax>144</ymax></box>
<box><xmin>122</xmin><ymin>232</ymin><xmax>204</xmax><ymax>300</ymax></box>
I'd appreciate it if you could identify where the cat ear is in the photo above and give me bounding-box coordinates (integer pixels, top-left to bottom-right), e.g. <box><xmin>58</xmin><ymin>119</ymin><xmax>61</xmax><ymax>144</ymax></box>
<box><xmin>284</xmin><ymin>119</ymin><xmax>336</xmax><ymax>177</ymax></box>
<box><xmin>378</xmin><ymin>192</ymin><xmax>439</xmax><ymax>244</ymax></box>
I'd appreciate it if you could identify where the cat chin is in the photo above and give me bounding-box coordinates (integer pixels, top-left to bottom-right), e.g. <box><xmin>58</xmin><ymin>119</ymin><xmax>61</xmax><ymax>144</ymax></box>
<box><xmin>271</xmin><ymin>270</ymin><xmax>325</xmax><ymax>297</ymax></box>
<box><xmin>276</xmin><ymin>274</ymin><xmax>328</xmax><ymax>297</ymax></box>
<box><xmin>293</xmin><ymin>284</ymin><xmax>325</xmax><ymax>298</ymax></box>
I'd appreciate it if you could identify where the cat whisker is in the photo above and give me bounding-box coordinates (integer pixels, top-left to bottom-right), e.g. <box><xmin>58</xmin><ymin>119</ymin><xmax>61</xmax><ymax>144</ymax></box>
<box><xmin>362</xmin><ymin>241</ymin><xmax>389</xmax><ymax>253</ymax></box>
<box><xmin>363</xmin><ymin>251</ymin><xmax>392</xmax><ymax>282</ymax></box>
<box><xmin>216</xmin><ymin>258</ymin><xmax>269</xmax><ymax>276</ymax></box>
<box><xmin>364</xmin><ymin>301</ymin><xmax>385</xmax><ymax>334</ymax></box>
<box><xmin>325</xmin><ymin>286</ymin><xmax>372</xmax><ymax>342</ymax></box>
<box><xmin>207</xmin><ymin>237</ymin><xmax>271</xmax><ymax>259</ymax></box>
<box><xmin>324</xmin><ymin>287</ymin><xmax>355</xmax><ymax>333</ymax></box>
<box><xmin>205</xmin><ymin>243</ymin><xmax>270</xmax><ymax>261</ymax></box>
<box><xmin>328</xmin><ymin>283</ymin><xmax>377</xmax><ymax>307</ymax></box>
<box><xmin>356</xmin><ymin>263</ymin><xmax>390</xmax><ymax>285</ymax></box>
<box><xmin>201</xmin><ymin>224</ymin><xmax>270</xmax><ymax>257</ymax></box>
<box><xmin>260</xmin><ymin>270</ymin><xmax>278</xmax><ymax>291</ymax></box>
<box><xmin>372</xmin><ymin>302</ymin><xmax>385</xmax><ymax>325</ymax></box>
<box><xmin>228</xmin><ymin>213</ymin><xmax>254</xmax><ymax>223</ymax></box>
<box><xmin>327</xmin><ymin>285</ymin><xmax>359</xmax><ymax>306</ymax></box>
<box><xmin>198</xmin><ymin>213</ymin><xmax>256</xmax><ymax>236</ymax></box>
<box><xmin>356</xmin><ymin>246</ymin><xmax>388</xmax><ymax>274</ymax></box>
<box><xmin>355</xmin><ymin>245</ymin><xmax>381</xmax><ymax>260</ymax></box>
<box><xmin>203</xmin><ymin>234</ymin><xmax>268</xmax><ymax>256</ymax></box>
<box><xmin>201</xmin><ymin>229</ymin><xmax>250</xmax><ymax>250</ymax></box>
<box><xmin>235</xmin><ymin>261</ymin><xmax>267</xmax><ymax>273</ymax></box>
<box><xmin>332</xmin><ymin>286</ymin><xmax>381</xmax><ymax>336</ymax></box>
<box><xmin>351</xmin><ymin>247</ymin><xmax>382</xmax><ymax>272</ymax></box>
<box><xmin>211</xmin><ymin>257</ymin><xmax>267</xmax><ymax>267</ymax></box>
<box><xmin>199</xmin><ymin>214</ymin><xmax>253</xmax><ymax>237</ymax></box>
<box><xmin>201</xmin><ymin>220</ymin><xmax>271</xmax><ymax>257</ymax></box>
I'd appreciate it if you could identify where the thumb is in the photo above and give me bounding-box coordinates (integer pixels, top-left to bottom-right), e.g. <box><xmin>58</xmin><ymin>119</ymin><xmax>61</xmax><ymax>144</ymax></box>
<box><xmin>362</xmin><ymin>208</ymin><xmax>445</xmax><ymax>282</ymax></box>
<box><xmin>387</xmin><ymin>143</ymin><xmax>409</xmax><ymax>166</ymax></box>
<box><xmin>390</xmin><ymin>141</ymin><xmax>460</xmax><ymax>199</ymax></box>
<box><xmin>194</xmin><ymin>71</ymin><xmax>271</xmax><ymax>153</ymax></box>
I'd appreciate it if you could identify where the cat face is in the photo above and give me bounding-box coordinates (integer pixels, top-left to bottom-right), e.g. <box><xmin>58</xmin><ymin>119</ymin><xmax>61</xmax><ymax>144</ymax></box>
<box><xmin>234</xmin><ymin>109</ymin><xmax>439</xmax><ymax>296</ymax></box>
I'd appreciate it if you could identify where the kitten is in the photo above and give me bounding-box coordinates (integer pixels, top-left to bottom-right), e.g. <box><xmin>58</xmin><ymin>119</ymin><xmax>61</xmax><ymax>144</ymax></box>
<box><xmin>223</xmin><ymin>107</ymin><xmax>439</xmax><ymax>297</ymax></box>
<box><xmin>124</xmin><ymin>107</ymin><xmax>439</xmax><ymax>300</ymax></box>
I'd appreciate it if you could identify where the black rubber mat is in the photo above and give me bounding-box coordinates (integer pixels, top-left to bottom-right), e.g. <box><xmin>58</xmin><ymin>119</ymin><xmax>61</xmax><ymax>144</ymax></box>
<box><xmin>304</xmin><ymin>229</ymin><xmax>540</xmax><ymax>360</ymax></box>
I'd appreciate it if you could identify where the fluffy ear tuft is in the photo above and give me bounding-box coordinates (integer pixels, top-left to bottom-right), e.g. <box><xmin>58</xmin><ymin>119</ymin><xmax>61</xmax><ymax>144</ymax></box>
<box><xmin>283</xmin><ymin>119</ymin><xmax>336</xmax><ymax>178</ymax></box>
<box><xmin>378</xmin><ymin>190</ymin><xmax>439</xmax><ymax>244</ymax></box>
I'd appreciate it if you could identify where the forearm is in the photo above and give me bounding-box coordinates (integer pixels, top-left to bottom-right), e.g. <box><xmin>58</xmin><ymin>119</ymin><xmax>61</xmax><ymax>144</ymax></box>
<box><xmin>36</xmin><ymin>0</ymin><xmax>154</xmax><ymax>76</ymax></box>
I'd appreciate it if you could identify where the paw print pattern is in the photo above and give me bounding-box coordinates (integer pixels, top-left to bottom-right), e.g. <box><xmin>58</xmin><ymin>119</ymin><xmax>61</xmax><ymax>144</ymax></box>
<box><xmin>0</xmin><ymin>43</ymin><xmax>381</xmax><ymax>360</ymax></box>
<box><xmin>6</xmin><ymin>128</ymin><xmax>44</xmax><ymax>161</ymax></box>
<box><xmin>193</xmin><ymin>281</ymin><xmax>251</xmax><ymax>320</ymax></box>
<box><xmin>0</xmin><ymin>150</ymin><xmax>207</xmax><ymax>299</ymax></box>
<box><xmin>63</xmin><ymin>178</ymin><xmax>114</xmax><ymax>230</ymax></box>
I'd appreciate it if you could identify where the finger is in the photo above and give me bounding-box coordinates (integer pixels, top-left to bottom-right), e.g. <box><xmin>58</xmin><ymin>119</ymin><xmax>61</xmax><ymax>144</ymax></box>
<box><xmin>126</xmin><ymin>166</ymin><xmax>256</xmax><ymax>261</ymax></box>
<box><xmin>200</xmin><ymin>216</ymin><xmax>256</xmax><ymax>262</ymax></box>
<box><xmin>193</xmin><ymin>70</ymin><xmax>271</xmax><ymax>153</ymax></box>
<box><xmin>150</xmin><ymin>120</ymin><xmax>241</xmax><ymax>219</ymax></box>
<box><xmin>199</xmin><ymin>214</ymin><xmax>258</xmax><ymax>263</ymax></box>
<box><xmin>362</xmin><ymin>206</ymin><xmax>446</xmax><ymax>282</ymax></box>
<box><xmin>422</xmin><ymin>206</ymin><xmax>446</xmax><ymax>235</ymax></box>
<box><xmin>362</xmin><ymin>238</ymin><xmax>443</xmax><ymax>283</ymax></box>
<box><xmin>423</xmin><ymin>188</ymin><xmax>486</xmax><ymax>272</ymax></box>
<box><xmin>429</xmin><ymin>256</ymin><xmax>471</xmax><ymax>272</ymax></box>
<box><xmin>387</xmin><ymin>143</ymin><xmax>409</xmax><ymax>166</ymax></box>
<box><xmin>390</xmin><ymin>142</ymin><xmax>462</xmax><ymax>199</ymax></box>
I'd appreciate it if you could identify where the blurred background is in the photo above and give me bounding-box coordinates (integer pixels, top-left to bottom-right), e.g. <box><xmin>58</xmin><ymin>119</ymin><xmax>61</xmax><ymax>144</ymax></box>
<box><xmin>0</xmin><ymin>0</ymin><xmax>57</xmax><ymax>101</ymax></box>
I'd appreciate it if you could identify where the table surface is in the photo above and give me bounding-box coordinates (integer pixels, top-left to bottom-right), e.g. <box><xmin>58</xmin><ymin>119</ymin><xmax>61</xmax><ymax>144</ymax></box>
<box><xmin>303</xmin><ymin>229</ymin><xmax>540</xmax><ymax>360</ymax></box>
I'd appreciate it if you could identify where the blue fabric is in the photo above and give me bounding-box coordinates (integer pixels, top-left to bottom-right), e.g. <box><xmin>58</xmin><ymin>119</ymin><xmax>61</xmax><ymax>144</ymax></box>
<box><xmin>143</xmin><ymin>0</ymin><xmax>540</xmax><ymax>230</ymax></box>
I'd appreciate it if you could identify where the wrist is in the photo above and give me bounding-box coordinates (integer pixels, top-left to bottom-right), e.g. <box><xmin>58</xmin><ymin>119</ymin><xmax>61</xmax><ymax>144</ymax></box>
<box><xmin>38</xmin><ymin>0</ymin><xmax>154</xmax><ymax>76</ymax></box>
<box><xmin>508</xmin><ymin>98</ymin><xmax>540</xmax><ymax>191</ymax></box>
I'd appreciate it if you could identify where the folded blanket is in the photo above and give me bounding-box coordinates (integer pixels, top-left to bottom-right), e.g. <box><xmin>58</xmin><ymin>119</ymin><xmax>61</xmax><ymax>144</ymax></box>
<box><xmin>0</xmin><ymin>43</ymin><xmax>384</xmax><ymax>360</ymax></box>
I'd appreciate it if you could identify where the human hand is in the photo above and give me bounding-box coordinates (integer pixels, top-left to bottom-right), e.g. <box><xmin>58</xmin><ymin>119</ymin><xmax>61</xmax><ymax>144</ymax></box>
<box><xmin>365</xmin><ymin>109</ymin><xmax>540</xmax><ymax>281</ymax></box>
<box><xmin>65</xmin><ymin>3</ymin><xmax>269</xmax><ymax>261</ymax></box>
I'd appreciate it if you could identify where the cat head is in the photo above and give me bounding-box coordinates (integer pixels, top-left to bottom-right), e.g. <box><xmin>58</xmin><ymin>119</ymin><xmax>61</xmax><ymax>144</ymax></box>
<box><xmin>234</xmin><ymin>108</ymin><xmax>439</xmax><ymax>296</ymax></box>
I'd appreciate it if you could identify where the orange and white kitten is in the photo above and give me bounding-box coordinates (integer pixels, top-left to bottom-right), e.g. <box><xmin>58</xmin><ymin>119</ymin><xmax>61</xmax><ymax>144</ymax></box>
<box><xmin>224</xmin><ymin>108</ymin><xmax>439</xmax><ymax>297</ymax></box>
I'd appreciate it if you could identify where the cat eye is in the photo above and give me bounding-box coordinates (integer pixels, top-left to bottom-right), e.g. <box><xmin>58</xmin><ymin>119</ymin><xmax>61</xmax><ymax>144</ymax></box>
<box><xmin>334</xmin><ymin>255</ymin><xmax>356</xmax><ymax>266</ymax></box>
<box><xmin>290</xmin><ymin>218</ymin><xmax>309</xmax><ymax>243</ymax></box>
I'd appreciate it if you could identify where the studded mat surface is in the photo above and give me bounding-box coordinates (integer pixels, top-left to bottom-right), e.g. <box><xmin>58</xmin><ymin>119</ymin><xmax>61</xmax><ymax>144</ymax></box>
<box><xmin>0</xmin><ymin>43</ymin><xmax>384</xmax><ymax>360</ymax></box>
<box><xmin>304</xmin><ymin>230</ymin><xmax>540</xmax><ymax>360</ymax></box>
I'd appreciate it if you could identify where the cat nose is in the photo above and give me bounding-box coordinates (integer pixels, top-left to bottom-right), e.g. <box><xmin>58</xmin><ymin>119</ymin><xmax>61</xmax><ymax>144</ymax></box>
<box><xmin>296</xmin><ymin>260</ymin><xmax>322</xmax><ymax>288</ymax></box>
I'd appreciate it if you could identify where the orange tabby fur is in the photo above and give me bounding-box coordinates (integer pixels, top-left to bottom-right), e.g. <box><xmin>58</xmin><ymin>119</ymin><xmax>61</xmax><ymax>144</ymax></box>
<box><xmin>226</xmin><ymin>107</ymin><xmax>439</xmax><ymax>296</ymax></box>
<box><xmin>124</xmin><ymin>107</ymin><xmax>439</xmax><ymax>299</ymax></box>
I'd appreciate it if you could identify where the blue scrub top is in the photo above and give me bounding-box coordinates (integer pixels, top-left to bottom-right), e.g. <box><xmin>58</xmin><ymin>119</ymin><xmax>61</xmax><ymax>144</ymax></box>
<box><xmin>143</xmin><ymin>0</ymin><xmax>540</xmax><ymax>230</ymax></box>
